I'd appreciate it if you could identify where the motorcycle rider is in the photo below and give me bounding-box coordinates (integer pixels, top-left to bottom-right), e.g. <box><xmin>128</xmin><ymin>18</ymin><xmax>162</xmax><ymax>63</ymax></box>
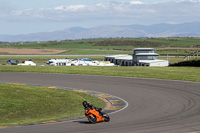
<box><xmin>82</xmin><ymin>101</ymin><xmax>103</xmax><ymax>115</ymax></box>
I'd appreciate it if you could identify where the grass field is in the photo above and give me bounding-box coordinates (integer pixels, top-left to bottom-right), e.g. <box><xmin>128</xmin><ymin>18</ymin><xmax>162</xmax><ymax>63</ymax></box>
<box><xmin>0</xmin><ymin>65</ymin><xmax>200</xmax><ymax>82</ymax></box>
<box><xmin>1</xmin><ymin>38</ymin><xmax>200</xmax><ymax>50</ymax></box>
<box><xmin>0</xmin><ymin>49</ymin><xmax>197</xmax><ymax>56</ymax></box>
<box><xmin>156</xmin><ymin>50</ymin><xmax>197</xmax><ymax>55</ymax></box>
<box><xmin>0</xmin><ymin>83</ymin><xmax>105</xmax><ymax>126</ymax></box>
<box><xmin>0</xmin><ymin>38</ymin><xmax>199</xmax><ymax>56</ymax></box>
<box><xmin>59</xmin><ymin>49</ymin><xmax>132</xmax><ymax>55</ymax></box>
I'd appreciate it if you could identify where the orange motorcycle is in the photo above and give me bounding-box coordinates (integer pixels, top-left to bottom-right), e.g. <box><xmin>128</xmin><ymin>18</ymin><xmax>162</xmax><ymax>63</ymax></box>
<box><xmin>85</xmin><ymin>107</ymin><xmax>110</xmax><ymax>124</ymax></box>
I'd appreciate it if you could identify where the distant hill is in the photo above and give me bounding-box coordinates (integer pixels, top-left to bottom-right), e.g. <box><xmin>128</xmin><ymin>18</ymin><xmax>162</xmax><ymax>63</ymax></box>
<box><xmin>0</xmin><ymin>22</ymin><xmax>200</xmax><ymax>42</ymax></box>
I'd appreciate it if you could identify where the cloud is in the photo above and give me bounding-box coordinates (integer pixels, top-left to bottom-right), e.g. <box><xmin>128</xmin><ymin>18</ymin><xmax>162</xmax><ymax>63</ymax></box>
<box><xmin>55</xmin><ymin>5</ymin><xmax>86</xmax><ymax>11</ymax></box>
<box><xmin>179</xmin><ymin>0</ymin><xmax>197</xmax><ymax>2</ymax></box>
<box><xmin>1</xmin><ymin>0</ymin><xmax>200</xmax><ymax>25</ymax></box>
<box><xmin>129</xmin><ymin>1</ymin><xmax>144</xmax><ymax>5</ymax></box>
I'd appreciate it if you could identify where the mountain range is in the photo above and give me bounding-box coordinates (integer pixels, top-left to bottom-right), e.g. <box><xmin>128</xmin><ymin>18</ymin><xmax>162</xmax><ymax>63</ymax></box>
<box><xmin>0</xmin><ymin>22</ymin><xmax>200</xmax><ymax>42</ymax></box>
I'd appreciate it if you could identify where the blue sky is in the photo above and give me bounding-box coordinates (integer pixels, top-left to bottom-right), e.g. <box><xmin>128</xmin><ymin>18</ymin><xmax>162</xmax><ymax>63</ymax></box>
<box><xmin>1</xmin><ymin>0</ymin><xmax>174</xmax><ymax>9</ymax></box>
<box><xmin>0</xmin><ymin>0</ymin><xmax>200</xmax><ymax>34</ymax></box>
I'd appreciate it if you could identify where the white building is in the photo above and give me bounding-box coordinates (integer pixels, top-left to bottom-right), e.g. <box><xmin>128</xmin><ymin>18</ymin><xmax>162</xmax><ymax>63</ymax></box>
<box><xmin>114</xmin><ymin>55</ymin><xmax>132</xmax><ymax>66</ymax></box>
<box><xmin>104</xmin><ymin>48</ymin><xmax>169</xmax><ymax>67</ymax></box>
<box><xmin>104</xmin><ymin>55</ymin><xmax>128</xmax><ymax>63</ymax></box>
<box><xmin>132</xmin><ymin>48</ymin><xmax>169</xmax><ymax>66</ymax></box>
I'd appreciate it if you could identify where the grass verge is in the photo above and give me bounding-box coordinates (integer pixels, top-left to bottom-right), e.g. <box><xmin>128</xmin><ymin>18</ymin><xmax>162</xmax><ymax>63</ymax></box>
<box><xmin>0</xmin><ymin>65</ymin><xmax>200</xmax><ymax>82</ymax></box>
<box><xmin>0</xmin><ymin>83</ymin><xmax>105</xmax><ymax>126</ymax></box>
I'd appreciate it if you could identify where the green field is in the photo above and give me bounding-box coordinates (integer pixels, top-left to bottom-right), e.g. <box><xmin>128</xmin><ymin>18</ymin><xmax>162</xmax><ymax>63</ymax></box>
<box><xmin>0</xmin><ymin>38</ymin><xmax>200</xmax><ymax>56</ymax></box>
<box><xmin>59</xmin><ymin>49</ymin><xmax>132</xmax><ymax>55</ymax></box>
<box><xmin>156</xmin><ymin>50</ymin><xmax>198</xmax><ymax>55</ymax></box>
<box><xmin>0</xmin><ymin>83</ymin><xmax>105</xmax><ymax>126</ymax></box>
<box><xmin>1</xmin><ymin>37</ymin><xmax>200</xmax><ymax>49</ymax></box>
<box><xmin>0</xmin><ymin>49</ymin><xmax>197</xmax><ymax>56</ymax></box>
<box><xmin>0</xmin><ymin>65</ymin><xmax>200</xmax><ymax>82</ymax></box>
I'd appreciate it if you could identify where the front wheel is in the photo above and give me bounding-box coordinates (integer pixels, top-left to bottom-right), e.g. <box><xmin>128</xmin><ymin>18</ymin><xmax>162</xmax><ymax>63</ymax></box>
<box><xmin>88</xmin><ymin>116</ymin><xmax>97</xmax><ymax>124</ymax></box>
<box><xmin>103</xmin><ymin>114</ymin><xmax>110</xmax><ymax>122</ymax></box>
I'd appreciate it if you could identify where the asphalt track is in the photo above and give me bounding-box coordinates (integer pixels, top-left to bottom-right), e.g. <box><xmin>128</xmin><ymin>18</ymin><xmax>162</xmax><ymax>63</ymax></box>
<box><xmin>1</xmin><ymin>72</ymin><xmax>200</xmax><ymax>133</ymax></box>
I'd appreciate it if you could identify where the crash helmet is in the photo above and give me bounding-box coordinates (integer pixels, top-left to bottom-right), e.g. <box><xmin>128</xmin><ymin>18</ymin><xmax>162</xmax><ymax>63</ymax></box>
<box><xmin>82</xmin><ymin>101</ymin><xmax>88</xmax><ymax>108</ymax></box>
<box><xmin>87</xmin><ymin>103</ymin><xmax>93</xmax><ymax>109</ymax></box>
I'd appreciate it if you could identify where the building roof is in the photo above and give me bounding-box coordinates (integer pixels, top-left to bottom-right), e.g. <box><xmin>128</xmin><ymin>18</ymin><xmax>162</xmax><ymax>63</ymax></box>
<box><xmin>133</xmin><ymin>48</ymin><xmax>155</xmax><ymax>51</ymax></box>
<box><xmin>136</xmin><ymin>53</ymin><xmax>159</xmax><ymax>56</ymax></box>
<box><xmin>114</xmin><ymin>55</ymin><xmax>132</xmax><ymax>60</ymax></box>
<box><xmin>105</xmin><ymin>54</ymin><xmax>128</xmax><ymax>58</ymax></box>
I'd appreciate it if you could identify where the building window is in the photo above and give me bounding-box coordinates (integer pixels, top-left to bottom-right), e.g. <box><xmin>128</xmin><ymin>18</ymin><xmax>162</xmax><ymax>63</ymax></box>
<box><xmin>136</xmin><ymin>55</ymin><xmax>158</xmax><ymax>60</ymax></box>
<box><xmin>135</xmin><ymin>50</ymin><xmax>154</xmax><ymax>54</ymax></box>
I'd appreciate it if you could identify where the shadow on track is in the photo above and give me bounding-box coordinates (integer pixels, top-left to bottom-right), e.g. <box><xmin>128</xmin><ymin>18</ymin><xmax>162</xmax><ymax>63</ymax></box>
<box><xmin>73</xmin><ymin>120</ymin><xmax>93</xmax><ymax>124</ymax></box>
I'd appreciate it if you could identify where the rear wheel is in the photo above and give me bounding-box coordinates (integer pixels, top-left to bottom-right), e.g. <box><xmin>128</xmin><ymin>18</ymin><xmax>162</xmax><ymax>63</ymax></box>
<box><xmin>88</xmin><ymin>115</ymin><xmax>97</xmax><ymax>124</ymax></box>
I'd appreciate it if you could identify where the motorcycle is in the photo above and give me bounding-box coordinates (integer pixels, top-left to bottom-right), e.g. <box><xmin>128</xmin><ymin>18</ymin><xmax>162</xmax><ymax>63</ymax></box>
<box><xmin>85</xmin><ymin>107</ymin><xmax>110</xmax><ymax>124</ymax></box>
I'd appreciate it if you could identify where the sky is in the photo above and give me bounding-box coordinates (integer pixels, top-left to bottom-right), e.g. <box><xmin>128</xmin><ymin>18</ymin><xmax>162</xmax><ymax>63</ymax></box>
<box><xmin>0</xmin><ymin>0</ymin><xmax>200</xmax><ymax>35</ymax></box>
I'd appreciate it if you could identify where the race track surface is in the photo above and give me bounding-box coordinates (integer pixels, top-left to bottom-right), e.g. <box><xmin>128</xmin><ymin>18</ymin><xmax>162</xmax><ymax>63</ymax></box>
<box><xmin>1</xmin><ymin>72</ymin><xmax>200</xmax><ymax>133</ymax></box>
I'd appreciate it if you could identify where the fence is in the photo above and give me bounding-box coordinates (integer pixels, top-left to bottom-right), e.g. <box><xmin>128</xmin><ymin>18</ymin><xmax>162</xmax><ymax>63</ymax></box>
<box><xmin>183</xmin><ymin>51</ymin><xmax>199</xmax><ymax>61</ymax></box>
